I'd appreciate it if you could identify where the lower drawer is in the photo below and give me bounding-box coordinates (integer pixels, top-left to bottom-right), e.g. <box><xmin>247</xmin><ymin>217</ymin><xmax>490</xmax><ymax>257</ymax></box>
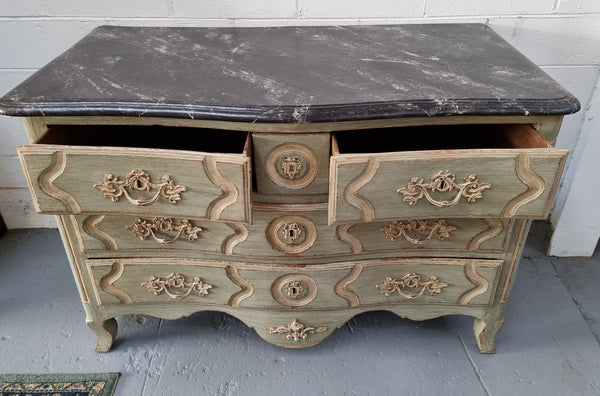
<box><xmin>87</xmin><ymin>258</ymin><xmax>241</xmax><ymax>307</ymax></box>
<box><xmin>346</xmin><ymin>258</ymin><xmax>503</xmax><ymax>307</ymax></box>
<box><xmin>87</xmin><ymin>257</ymin><xmax>502</xmax><ymax>310</ymax></box>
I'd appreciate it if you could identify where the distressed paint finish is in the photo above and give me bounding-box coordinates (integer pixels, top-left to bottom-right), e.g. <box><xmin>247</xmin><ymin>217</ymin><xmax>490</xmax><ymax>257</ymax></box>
<box><xmin>0</xmin><ymin>24</ymin><xmax>578</xmax><ymax>353</ymax></box>
<box><xmin>17</xmin><ymin>134</ymin><xmax>252</xmax><ymax>223</ymax></box>
<box><xmin>329</xmin><ymin>128</ymin><xmax>568</xmax><ymax>224</ymax></box>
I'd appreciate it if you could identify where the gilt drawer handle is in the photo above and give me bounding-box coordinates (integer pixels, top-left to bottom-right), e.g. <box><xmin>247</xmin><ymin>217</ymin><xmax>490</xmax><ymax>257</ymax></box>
<box><xmin>380</xmin><ymin>219</ymin><xmax>457</xmax><ymax>245</ymax></box>
<box><xmin>128</xmin><ymin>217</ymin><xmax>202</xmax><ymax>245</ymax></box>
<box><xmin>376</xmin><ymin>273</ymin><xmax>448</xmax><ymax>300</ymax></box>
<box><xmin>397</xmin><ymin>170</ymin><xmax>490</xmax><ymax>207</ymax></box>
<box><xmin>266</xmin><ymin>319</ymin><xmax>327</xmax><ymax>342</ymax></box>
<box><xmin>141</xmin><ymin>273</ymin><xmax>213</xmax><ymax>300</ymax></box>
<box><xmin>94</xmin><ymin>169</ymin><xmax>187</xmax><ymax>206</ymax></box>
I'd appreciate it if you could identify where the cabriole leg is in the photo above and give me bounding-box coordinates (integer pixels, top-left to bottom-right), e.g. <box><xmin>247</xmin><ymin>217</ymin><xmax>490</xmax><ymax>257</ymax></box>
<box><xmin>86</xmin><ymin>315</ymin><xmax>118</xmax><ymax>352</ymax></box>
<box><xmin>474</xmin><ymin>315</ymin><xmax>504</xmax><ymax>353</ymax></box>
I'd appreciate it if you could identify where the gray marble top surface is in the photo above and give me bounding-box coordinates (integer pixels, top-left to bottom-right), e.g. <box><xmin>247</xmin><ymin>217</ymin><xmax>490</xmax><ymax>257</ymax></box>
<box><xmin>0</xmin><ymin>24</ymin><xmax>579</xmax><ymax>123</ymax></box>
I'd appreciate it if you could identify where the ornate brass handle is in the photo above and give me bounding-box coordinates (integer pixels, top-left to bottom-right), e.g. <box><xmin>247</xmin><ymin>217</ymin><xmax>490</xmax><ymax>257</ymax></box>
<box><xmin>380</xmin><ymin>219</ymin><xmax>457</xmax><ymax>245</ymax></box>
<box><xmin>266</xmin><ymin>319</ymin><xmax>327</xmax><ymax>342</ymax></box>
<box><xmin>376</xmin><ymin>273</ymin><xmax>448</xmax><ymax>300</ymax></box>
<box><xmin>127</xmin><ymin>217</ymin><xmax>202</xmax><ymax>245</ymax></box>
<box><xmin>94</xmin><ymin>169</ymin><xmax>187</xmax><ymax>206</ymax></box>
<box><xmin>141</xmin><ymin>273</ymin><xmax>213</xmax><ymax>300</ymax></box>
<box><xmin>397</xmin><ymin>170</ymin><xmax>490</xmax><ymax>207</ymax></box>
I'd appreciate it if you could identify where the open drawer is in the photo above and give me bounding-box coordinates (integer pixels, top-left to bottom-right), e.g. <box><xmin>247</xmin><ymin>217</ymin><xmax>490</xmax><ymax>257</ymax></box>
<box><xmin>18</xmin><ymin>125</ymin><xmax>252</xmax><ymax>223</ymax></box>
<box><xmin>329</xmin><ymin>124</ymin><xmax>568</xmax><ymax>224</ymax></box>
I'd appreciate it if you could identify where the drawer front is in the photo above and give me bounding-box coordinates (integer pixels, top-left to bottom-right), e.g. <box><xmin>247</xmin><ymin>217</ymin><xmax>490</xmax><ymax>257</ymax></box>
<box><xmin>87</xmin><ymin>256</ymin><xmax>500</xmax><ymax>309</ymax></box>
<box><xmin>75</xmin><ymin>210</ymin><xmax>355</xmax><ymax>258</ymax></box>
<box><xmin>87</xmin><ymin>258</ymin><xmax>242</xmax><ymax>306</ymax></box>
<box><xmin>236</xmin><ymin>264</ymin><xmax>355</xmax><ymax>309</ymax></box>
<box><xmin>329</xmin><ymin>148</ymin><xmax>567</xmax><ymax>224</ymax></box>
<box><xmin>346</xmin><ymin>258</ymin><xmax>502</xmax><ymax>307</ymax></box>
<box><xmin>253</xmin><ymin>133</ymin><xmax>330</xmax><ymax>195</ymax></box>
<box><xmin>348</xmin><ymin>218</ymin><xmax>512</xmax><ymax>253</ymax></box>
<box><xmin>75</xmin><ymin>213</ymin><xmax>511</xmax><ymax>257</ymax></box>
<box><xmin>18</xmin><ymin>144</ymin><xmax>251</xmax><ymax>222</ymax></box>
<box><xmin>76</xmin><ymin>214</ymin><xmax>237</xmax><ymax>255</ymax></box>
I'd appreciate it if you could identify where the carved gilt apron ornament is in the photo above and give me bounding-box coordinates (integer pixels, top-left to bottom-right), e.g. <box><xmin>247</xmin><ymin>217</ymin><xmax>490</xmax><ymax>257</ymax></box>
<box><xmin>127</xmin><ymin>217</ymin><xmax>202</xmax><ymax>245</ymax></box>
<box><xmin>397</xmin><ymin>170</ymin><xmax>491</xmax><ymax>207</ymax></box>
<box><xmin>141</xmin><ymin>273</ymin><xmax>213</xmax><ymax>300</ymax></box>
<box><xmin>281</xmin><ymin>155</ymin><xmax>303</xmax><ymax>179</ymax></box>
<box><xmin>266</xmin><ymin>319</ymin><xmax>327</xmax><ymax>342</ymax></box>
<box><xmin>376</xmin><ymin>273</ymin><xmax>448</xmax><ymax>300</ymax></box>
<box><xmin>94</xmin><ymin>169</ymin><xmax>187</xmax><ymax>206</ymax></box>
<box><xmin>380</xmin><ymin>219</ymin><xmax>457</xmax><ymax>245</ymax></box>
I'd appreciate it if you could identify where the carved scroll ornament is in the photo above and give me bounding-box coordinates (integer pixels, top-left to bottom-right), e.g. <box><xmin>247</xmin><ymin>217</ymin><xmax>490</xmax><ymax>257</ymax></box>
<box><xmin>397</xmin><ymin>170</ymin><xmax>490</xmax><ymax>207</ymax></box>
<box><xmin>141</xmin><ymin>273</ymin><xmax>213</xmax><ymax>300</ymax></box>
<box><xmin>380</xmin><ymin>219</ymin><xmax>457</xmax><ymax>245</ymax></box>
<box><xmin>127</xmin><ymin>217</ymin><xmax>202</xmax><ymax>245</ymax></box>
<box><xmin>266</xmin><ymin>319</ymin><xmax>327</xmax><ymax>342</ymax></box>
<box><xmin>94</xmin><ymin>169</ymin><xmax>186</xmax><ymax>206</ymax></box>
<box><xmin>376</xmin><ymin>273</ymin><xmax>448</xmax><ymax>300</ymax></box>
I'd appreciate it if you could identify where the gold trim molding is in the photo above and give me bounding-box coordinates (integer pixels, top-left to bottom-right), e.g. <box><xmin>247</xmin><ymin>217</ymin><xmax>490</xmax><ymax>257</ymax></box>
<box><xmin>501</xmin><ymin>153</ymin><xmax>545</xmax><ymax>217</ymax></box>
<box><xmin>458</xmin><ymin>262</ymin><xmax>490</xmax><ymax>305</ymax></box>
<box><xmin>226</xmin><ymin>265</ymin><xmax>254</xmax><ymax>307</ymax></box>
<box><xmin>38</xmin><ymin>151</ymin><xmax>82</xmax><ymax>213</ymax></box>
<box><xmin>467</xmin><ymin>218</ymin><xmax>504</xmax><ymax>251</ymax></box>
<box><xmin>335</xmin><ymin>264</ymin><xmax>362</xmax><ymax>307</ymax></box>
<box><xmin>221</xmin><ymin>223</ymin><xmax>249</xmax><ymax>254</ymax></box>
<box><xmin>82</xmin><ymin>215</ymin><xmax>119</xmax><ymax>251</ymax></box>
<box><xmin>343</xmin><ymin>158</ymin><xmax>378</xmax><ymax>221</ymax></box>
<box><xmin>99</xmin><ymin>261</ymin><xmax>132</xmax><ymax>304</ymax></box>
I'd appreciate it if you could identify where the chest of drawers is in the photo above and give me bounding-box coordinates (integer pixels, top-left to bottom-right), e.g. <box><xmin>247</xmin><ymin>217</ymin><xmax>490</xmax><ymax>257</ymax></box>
<box><xmin>0</xmin><ymin>24</ymin><xmax>579</xmax><ymax>353</ymax></box>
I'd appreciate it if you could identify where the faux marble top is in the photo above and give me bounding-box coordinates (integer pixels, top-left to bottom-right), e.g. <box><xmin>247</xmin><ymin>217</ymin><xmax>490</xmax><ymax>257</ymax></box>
<box><xmin>0</xmin><ymin>24</ymin><xmax>580</xmax><ymax>123</ymax></box>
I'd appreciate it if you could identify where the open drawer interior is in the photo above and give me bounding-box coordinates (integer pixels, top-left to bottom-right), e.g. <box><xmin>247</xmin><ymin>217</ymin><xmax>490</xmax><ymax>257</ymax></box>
<box><xmin>36</xmin><ymin>124</ymin><xmax>250</xmax><ymax>155</ymax></box>
<box><xmin>332</xmin><ymin>123</ymin><xmax>550</xmax><ymax>155</ymax></box>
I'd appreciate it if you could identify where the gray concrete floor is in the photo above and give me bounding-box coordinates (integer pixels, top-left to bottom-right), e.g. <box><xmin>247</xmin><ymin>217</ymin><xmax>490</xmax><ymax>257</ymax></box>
<box><xmin>0</xmin><ymin>223</ymin><xmax>599</xmax><ymax>396</ymax></box>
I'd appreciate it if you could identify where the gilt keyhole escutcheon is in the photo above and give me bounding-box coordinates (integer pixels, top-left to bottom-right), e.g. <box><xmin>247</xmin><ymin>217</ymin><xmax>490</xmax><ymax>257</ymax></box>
<box><xmin>271</xmin><ymin>274</ymin><xmax>317</xmax><ymax>306</ymax></box>
<box><xmin>281</xmin><ymin>156</ymin><xmax>304</xmax><ymax>179</ymax></box>
<box><xmin>266</xmin><ymin>144</ymin><xmax>318</xmax><ymax>189</ymax></box>
<box><xmin>267</xmin><ymin>215</ymin><xmax>317</xmax><ymax>254</ymax></box>
<box><xmin>281</xmin><ymin>222</ymin><xmax>304</xmax><ymax>244</ymax></box>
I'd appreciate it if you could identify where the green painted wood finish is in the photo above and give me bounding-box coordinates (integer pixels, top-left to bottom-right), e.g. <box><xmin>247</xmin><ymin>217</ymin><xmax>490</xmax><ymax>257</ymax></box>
<box><xmin>74</xmin><ymin>213</ymin><xmax>512</xmax><ymax>258</ymax></box>
<box><xmin>330</xmin><ymin>147</ymin><xmax>567</xmax><ymax>224</ymax></box>
<box><xmin>252</xmin><ymin>133</ymin><xmax>331</xmax><ymax>195</ymax></box>
<box><xmin>17</xmin><ymin>115</ymin><xmax>561</xmax><ymax>354</ymax></box>
<box><xmin>17</xmin><ymin>142</ymin><xmax>252</xmax><ymax>223</ymax></box>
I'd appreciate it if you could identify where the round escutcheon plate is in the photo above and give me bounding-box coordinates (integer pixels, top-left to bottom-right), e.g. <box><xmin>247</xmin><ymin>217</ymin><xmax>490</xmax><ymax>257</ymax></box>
<box><xmin>266</xmin><ymin>143</ymin><xmax>319</xmax><ymax>189</ymax></box>
<box><xmin>266</xmin><ymin>215</ymin><xmax>317</xmax><ymax>254</ymax></box>
<box><xmin>271</xmin><ymin>273</ymin><xmax>318</xmax><ymax>307</ymax></box>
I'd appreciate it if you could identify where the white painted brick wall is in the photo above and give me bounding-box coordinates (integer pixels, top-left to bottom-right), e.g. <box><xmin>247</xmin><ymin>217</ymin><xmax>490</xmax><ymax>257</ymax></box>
<box><xmin>1</xmin><ymin>1</ymin><xmax>599</xmax><ymax>257</ymax></box>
